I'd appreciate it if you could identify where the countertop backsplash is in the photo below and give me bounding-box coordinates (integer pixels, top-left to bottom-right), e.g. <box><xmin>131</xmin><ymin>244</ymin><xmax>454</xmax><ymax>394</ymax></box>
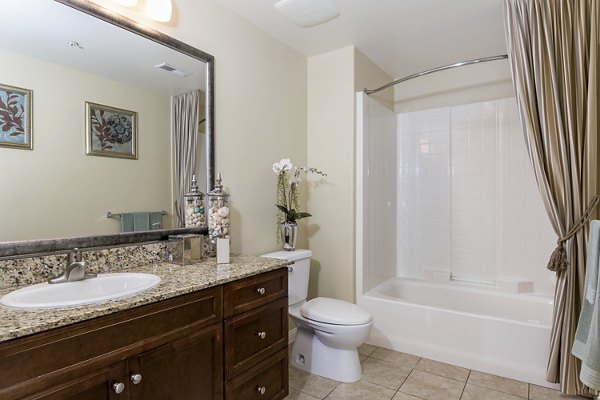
<box><xmin>0</xmin><ymin>242</ymin><xmax>169</xmax><ymax>289</ymax></box>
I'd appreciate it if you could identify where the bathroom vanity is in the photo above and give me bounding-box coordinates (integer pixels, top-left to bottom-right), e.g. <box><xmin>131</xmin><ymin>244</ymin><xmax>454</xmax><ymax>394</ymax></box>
<box><xmin>0</xmin><ymin>256</ymin><xmax>290</xmax><ymax>400</ymax></box>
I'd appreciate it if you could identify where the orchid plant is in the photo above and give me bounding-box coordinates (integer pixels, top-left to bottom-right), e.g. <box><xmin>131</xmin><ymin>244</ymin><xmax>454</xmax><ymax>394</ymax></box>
<box><xmin>273</xmin><ymin>158</ymin><xmax>326</xmax><ymax>227</ymax></box>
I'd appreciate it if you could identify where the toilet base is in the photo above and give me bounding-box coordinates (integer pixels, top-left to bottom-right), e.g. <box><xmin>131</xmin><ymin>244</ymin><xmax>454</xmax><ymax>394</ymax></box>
<box><xmin>290</xmin><ymin>326</ymin><xmax>363</xmax><ymax>383</ymax></box>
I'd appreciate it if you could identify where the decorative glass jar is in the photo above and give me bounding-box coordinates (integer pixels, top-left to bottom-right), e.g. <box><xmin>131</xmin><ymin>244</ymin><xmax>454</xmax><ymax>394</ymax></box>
<box><xmin>207</xmin><ymin>173</ymin><xmax>230</xmax><ymax>256</ymax></box>
<box><xmin>184</xmin><ymin>175</ymin><xmax>205</xmax><ymax>227</ymax></box>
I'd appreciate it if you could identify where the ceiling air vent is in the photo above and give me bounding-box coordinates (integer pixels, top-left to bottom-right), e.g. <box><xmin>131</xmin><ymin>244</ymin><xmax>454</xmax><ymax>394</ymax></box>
<box><xmin>154</xmin><ymin>63</ymin><xmax>191</xmax><ymax>77</ymax></box>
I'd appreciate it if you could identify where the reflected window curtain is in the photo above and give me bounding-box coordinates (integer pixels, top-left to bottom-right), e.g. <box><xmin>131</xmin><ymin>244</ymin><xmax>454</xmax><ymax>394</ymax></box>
<box><xmin>504</xmin><ymin>0</ymin><xmax>598</xmax><ymax>395</ymax></box>
<box><xmin>173</xmin><ymin>90</ymin><xmax>200</xmax><ymax>227</ymax></box>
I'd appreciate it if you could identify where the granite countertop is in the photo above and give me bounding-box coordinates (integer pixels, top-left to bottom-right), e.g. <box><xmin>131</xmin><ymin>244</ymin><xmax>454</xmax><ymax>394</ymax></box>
<box><xmin>0</xmin><ymin>255</ymin><xmax>290</xmax><ymax>343</ymax></box>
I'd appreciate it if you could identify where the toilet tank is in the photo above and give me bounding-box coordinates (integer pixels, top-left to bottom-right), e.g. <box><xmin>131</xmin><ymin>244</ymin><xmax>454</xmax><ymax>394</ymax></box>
<box><xmin>261</xmin><ymin>249</ymin><xmax>312</xmax><ymax>307</ymax></box>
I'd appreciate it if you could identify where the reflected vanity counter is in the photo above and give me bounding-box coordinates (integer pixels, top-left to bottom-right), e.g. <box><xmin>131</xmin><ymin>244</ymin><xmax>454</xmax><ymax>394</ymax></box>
<box><xmin>0</xmin><ymin>255</ymin><xmax>290</xmax><ymax>342</ymax></box>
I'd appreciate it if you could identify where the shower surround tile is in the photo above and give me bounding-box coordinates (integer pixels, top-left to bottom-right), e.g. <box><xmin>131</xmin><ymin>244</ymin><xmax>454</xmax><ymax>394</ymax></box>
<box><xmin>394</xmin><ymin>98</ymin><xmax>555</xmax><ymax>292</ymax></box>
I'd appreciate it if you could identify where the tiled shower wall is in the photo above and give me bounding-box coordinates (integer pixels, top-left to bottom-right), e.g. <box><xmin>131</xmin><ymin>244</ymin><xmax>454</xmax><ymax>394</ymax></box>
<box><xmin>397</xmin><ymin>98</ymin><xmax>556</xmax><ymax>294</ymax></box>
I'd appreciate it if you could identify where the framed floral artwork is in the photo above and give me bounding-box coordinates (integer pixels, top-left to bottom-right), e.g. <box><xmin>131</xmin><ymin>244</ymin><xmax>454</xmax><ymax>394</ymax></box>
<box><xmin>86</xmin><ymin>101</ymin><xmax>137</xmax><ymax>159</ymax></box>
<box><xmin>0</xmin><ymin>83</ymin><xmax>33</xmax><ymax>150</ymax></box>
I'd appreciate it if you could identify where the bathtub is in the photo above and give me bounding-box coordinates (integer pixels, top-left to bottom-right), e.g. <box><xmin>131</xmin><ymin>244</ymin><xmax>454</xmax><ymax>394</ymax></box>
<box><xmin>358</xmin><ymin>277</ymin><xmax>556</xmax><ymax>388</ymax></box>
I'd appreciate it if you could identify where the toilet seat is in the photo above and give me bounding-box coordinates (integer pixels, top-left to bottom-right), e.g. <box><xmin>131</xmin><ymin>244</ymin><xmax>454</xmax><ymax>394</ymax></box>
<box><xmin>300</xmin><ymin>297</ymin><xmax>372</xmax><ymax>326</ymax></box>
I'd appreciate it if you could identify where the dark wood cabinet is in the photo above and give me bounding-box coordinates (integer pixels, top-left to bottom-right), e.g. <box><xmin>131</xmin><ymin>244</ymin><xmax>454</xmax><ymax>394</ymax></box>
<box><xmin>129</xmin><ymin>323</ymin><xmax>222</xmax><ymax>400</ymax></box>
<box><xmin>224</xmin><ymin>269</ymin><xmax>288</xmax><ymax>400</ymax></box>
<box><xmin>0</xmin><ymin>268</ymin><xmax>288</xmax><ymax>400</ymax></box>
<box><xmin>19</xmin><ymin>364</ymin><xmax>126</xmax><ymax>400</ymax></box>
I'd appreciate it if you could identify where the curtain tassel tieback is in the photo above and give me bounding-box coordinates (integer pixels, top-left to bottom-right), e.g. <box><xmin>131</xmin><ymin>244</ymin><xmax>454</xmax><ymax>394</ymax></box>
<box><xmin>547</xmin><ymin>240</ymin><xmax>569</xmax><ymax>272</ymax></box>
<box><xmin>547</xmin><ymin>195</ymin><xmax>600</xmax><ymax>272</ymax></box>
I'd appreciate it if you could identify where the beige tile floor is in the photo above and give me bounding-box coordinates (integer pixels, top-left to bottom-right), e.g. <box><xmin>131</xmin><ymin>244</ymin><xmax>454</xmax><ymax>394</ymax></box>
<box><xmin>285</xmin><ymin>344</ymin><xmax>588</xmax><ymax>400</ymax></box>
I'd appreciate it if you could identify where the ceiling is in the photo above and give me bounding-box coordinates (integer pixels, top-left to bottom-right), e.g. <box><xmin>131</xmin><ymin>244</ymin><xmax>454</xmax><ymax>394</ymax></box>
<box><xmin>1</xmin><ymin>0</ymin><xmax>206</xmax><ymax>96</ymax></box>
<box><xmin>215</xmin><ymin>0</ymin><xmax>508</xmax><ymax>80</ymax></box>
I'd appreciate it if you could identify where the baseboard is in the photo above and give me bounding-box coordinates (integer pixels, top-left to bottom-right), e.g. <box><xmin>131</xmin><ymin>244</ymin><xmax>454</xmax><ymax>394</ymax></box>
<box><xmin>288</xmin><ymin>327</ymin><xmax>297</xmax><ymax>344</ymax></box>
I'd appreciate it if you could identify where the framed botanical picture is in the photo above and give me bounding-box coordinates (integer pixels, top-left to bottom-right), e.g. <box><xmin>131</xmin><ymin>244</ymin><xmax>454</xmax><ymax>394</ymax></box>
<box><xmin>86</xmin><ymin>101</ymin><xmax>137</xmax><ymax>159</ymax></box>
<box><xmin>0</xmin><ymin>83</ymin><xmax>33</xmax><ymax>150</ymax></box>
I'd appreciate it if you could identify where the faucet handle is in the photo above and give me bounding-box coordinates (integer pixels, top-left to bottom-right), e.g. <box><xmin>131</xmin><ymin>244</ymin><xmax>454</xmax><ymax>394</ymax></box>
<box><xmin>67</xmin><ymin>248</ymin><xmax>82</xmax><ymax>264</ymax></box>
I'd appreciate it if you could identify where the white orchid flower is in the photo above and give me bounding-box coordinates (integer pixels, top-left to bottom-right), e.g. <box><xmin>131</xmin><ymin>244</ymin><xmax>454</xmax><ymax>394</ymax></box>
<box><xmin>272</xmin><ymin>162</ymin><xmax>282</xmax><ymax>174</ymax></box>
<box><xmin>279</xmin><ymin>158</ymin><xmax>293</xmax><ymax>172</ymax></box>
<box><xmin>289</xmin><ymin>176</ymin><xmax>301</xmax><ymax>186</ymax></box>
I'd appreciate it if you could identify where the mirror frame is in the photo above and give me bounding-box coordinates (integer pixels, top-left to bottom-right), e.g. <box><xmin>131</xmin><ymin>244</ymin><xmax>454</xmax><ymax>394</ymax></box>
<box><xmin>0</xmin><ymin>0</ymin><xmax>214</xmax><ymax>258</ymax></box>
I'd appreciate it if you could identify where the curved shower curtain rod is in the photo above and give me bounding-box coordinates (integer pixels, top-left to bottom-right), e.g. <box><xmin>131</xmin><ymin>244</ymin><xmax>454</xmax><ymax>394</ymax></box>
<box><xmin>363</xmin><ymin>54</ymin><xmax>508</xmax><ymax>95</ymax></box>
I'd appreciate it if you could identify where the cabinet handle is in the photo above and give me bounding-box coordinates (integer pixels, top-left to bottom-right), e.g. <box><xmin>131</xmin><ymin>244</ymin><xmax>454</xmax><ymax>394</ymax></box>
<box><xmin>113</xmin><ymin>382</ymin><xmax>125</xmax><ymax>394</ymax></box>
<box><xmin>256</xmin><ymin>386</ymin><xmax>266</xmax><ymax>395</ymax></box>
<box><xmin>256</xmin><ymin>287</ymin><xmax>266</xmax><ymax>295</ymax></box>
<box><xmin>130</xmin><ymin>373</ymin><xmax>143</xmax><ymax>385</ymax></box>
<box><xmin>257</xmin><ymin>331</ymin><xmax>267</xmax><ymax>339</ymax></box>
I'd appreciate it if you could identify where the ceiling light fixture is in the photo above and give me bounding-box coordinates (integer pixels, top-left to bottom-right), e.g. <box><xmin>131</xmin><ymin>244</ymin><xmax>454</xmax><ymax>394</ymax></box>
<box><xmin>145</xmin><ymin>0</ymin><xmax>173</xmax><ymax>22</ymax></box>
<box><xmin>274</xmin><ymin>0</ymin><xmax>339</xmax><ymax>28</ymax></box>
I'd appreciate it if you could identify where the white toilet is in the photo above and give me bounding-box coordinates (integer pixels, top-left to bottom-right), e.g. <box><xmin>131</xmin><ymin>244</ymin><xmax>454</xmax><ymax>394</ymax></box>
<box><xmin>261</xmin><ymin>249</ymin><xmax>373</xmax><ymax>383</ymax></box>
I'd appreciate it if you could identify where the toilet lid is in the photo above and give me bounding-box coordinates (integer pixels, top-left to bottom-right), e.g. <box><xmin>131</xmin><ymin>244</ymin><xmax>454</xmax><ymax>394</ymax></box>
<box><xmin>300</xmin><ymin>297</ymin><xmax>372</xmax><ymax>325</ymax></box>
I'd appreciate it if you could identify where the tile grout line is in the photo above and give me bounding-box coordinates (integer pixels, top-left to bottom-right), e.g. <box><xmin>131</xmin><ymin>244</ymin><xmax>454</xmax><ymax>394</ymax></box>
<box><xmin>458</xmin><ymin>369</ymin><xmax>472</xmax><ymax>399</ymax></box>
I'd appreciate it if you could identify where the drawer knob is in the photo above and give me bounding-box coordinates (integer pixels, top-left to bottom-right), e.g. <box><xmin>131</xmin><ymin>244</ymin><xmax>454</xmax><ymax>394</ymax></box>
<box><xmin>130</xmin><ymin>373</ymin><xmax>142</xmax><ymax>385</ymax></box>
<box><xmin>257</xmin><ymin>331</ymin><xmax>267</xmax><ymax>339</ymax></box>
<box><xmin>256</xmin><ymin>287</ymin><xmax>266</xmax><ymax>295</ymax></box>
<box><xmin>256</xmin><ymin>386</ymin><xmax>267</xmax><ymax>395</ymax></box>
<box><xmin>113</xmin><ymin>382</ymin><xmax>125</xmax><ymax>394</ymax></box>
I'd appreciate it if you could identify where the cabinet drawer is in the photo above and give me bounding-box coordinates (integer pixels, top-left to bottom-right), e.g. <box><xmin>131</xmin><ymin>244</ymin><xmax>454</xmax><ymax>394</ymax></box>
<box><xmin>225</xmin><ymin>349</ymin><xmax>288</xmax><ymax>400</ymax></box>
<box><xmin>224</xmin><ymin>269</ymin><xmax>287</xmax><ymax>318</ymax></box>
<box><xmin>224</xmin><ymin>297</ymin><xmax>288</xmax><ymax>378</ymax></box>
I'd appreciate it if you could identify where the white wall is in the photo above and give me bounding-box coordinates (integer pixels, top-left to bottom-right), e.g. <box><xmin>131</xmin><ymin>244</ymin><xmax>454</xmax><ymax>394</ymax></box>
<box><xmin>79</xmin><ymin>0</ymin><xmax>308</xmax><ymax>255</ymax></box>
<box><xmin>0</xmin><ymin>48</ymin><xmax>171</xmax><ymax>241</ymax></box>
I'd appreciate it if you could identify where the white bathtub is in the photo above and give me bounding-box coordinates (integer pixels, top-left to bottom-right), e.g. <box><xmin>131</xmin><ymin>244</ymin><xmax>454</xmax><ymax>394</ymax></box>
<box><xmin>358</xmin><ymin>277</ymin><xmax>556</xmax><ymax>388</ymax></box>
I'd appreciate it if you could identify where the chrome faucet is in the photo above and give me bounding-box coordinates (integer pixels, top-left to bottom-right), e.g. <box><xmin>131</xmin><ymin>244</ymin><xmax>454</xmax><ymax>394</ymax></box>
<box><xmin>48</xmin><ymin>248</ymin><xmax>97</xmax><ymax>284</ymax></box>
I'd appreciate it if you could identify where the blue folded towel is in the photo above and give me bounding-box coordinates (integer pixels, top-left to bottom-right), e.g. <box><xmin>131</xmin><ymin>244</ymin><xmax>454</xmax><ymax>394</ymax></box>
<box><xmin>120</xmin><ymin>213</ymin><xmax>135</xmax><ymax>233</ymax></box>
<box><xmin>120</xmin><ymin>212</ymin><xmax>163</xmax><ymax>232</ymax></box>
<box><xmin>572</xmin><ymin>220</ymin><xmax>600</xmax><ymax>391</ymax></box>
<box><xmin>149</xmin><ymin>211</ymin><xmax>163</xmax><ymax>230</ymax></box>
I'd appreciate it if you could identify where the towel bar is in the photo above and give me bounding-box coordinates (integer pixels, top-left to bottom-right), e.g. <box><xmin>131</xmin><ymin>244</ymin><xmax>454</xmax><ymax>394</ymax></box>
<box><xmin>107</xmin><ymin>210</ymin><xmax>168</xmax><ymax>219</ymax></box>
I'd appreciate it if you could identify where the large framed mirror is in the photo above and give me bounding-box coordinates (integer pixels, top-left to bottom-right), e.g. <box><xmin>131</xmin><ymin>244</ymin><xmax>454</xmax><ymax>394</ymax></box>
<box><xmin>0</xmin><ymin>0</ymin><xmax>214</xmax><ymax>256</ymax></box>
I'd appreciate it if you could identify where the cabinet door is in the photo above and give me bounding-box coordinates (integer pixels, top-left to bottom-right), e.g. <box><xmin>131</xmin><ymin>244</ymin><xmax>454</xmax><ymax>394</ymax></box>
<box><xmin>20</xmin><ymin>363</ymin><xmax>127</xmax><ymax>400</ymax></box>
<box><xmin>128</xmin><ymin>324</ymin><xmax>223</xmax><ymax>400</ymax></box>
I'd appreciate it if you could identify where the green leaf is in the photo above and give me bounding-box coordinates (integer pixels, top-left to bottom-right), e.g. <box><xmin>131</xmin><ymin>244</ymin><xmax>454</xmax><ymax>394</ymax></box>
<box><xmin>275</xmin><ymin>204</ymin><xmax>289</xmax><ymax>214</ymax></box>
<box><xmin>294</xmin><ymin>212</ymin><xmax>312</xmax><ymax>220</ymax></box>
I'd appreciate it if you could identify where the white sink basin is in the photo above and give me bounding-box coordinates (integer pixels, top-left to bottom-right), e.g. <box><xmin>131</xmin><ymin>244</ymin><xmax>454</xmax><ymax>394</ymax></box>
<box><xmin>0</xmin><ymin>273</ymin><xmax>161</xmax><ymax>309</ymax></box>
